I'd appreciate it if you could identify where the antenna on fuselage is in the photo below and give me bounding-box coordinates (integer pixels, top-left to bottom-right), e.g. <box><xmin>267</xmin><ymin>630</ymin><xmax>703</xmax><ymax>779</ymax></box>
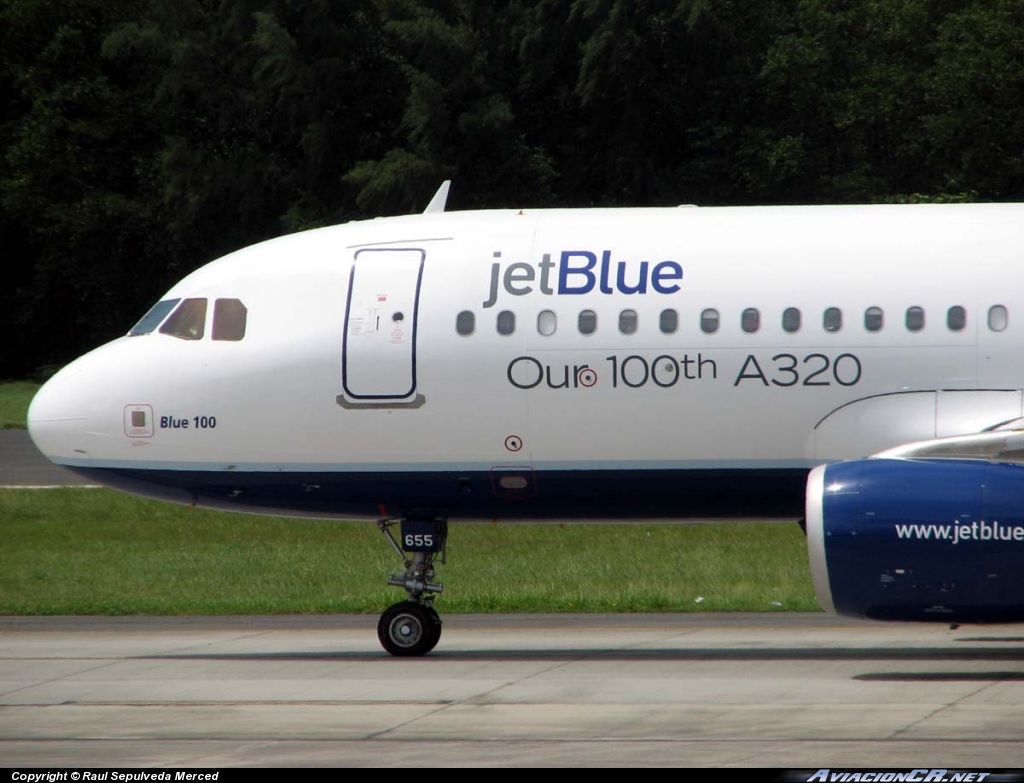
<box><xmin>423</xmin><ymin>181</ymin><xmax>451</xmax><ymax>214</ymax></box>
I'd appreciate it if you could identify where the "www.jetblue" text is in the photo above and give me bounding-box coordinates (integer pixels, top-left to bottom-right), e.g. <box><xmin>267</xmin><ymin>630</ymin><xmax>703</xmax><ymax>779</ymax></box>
<box><xmin>895</xmin><ymin>519</ymin><xmax>1024</xmax><ymax>545</ymax></box>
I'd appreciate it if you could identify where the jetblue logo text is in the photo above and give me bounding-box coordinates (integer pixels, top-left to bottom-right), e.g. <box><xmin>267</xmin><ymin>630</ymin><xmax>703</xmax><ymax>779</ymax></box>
<box><xmin>483</xmin><ymin>250</ymin><xmax>683</xmax><ymax>307</ymax></box>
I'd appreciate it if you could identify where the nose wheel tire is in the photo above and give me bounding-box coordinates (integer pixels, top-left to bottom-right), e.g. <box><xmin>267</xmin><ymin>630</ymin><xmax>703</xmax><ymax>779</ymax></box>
<box><xmin>378</xmin><ymin>601</ymin><xmax>442</xmax><ymax>656</ymax></box>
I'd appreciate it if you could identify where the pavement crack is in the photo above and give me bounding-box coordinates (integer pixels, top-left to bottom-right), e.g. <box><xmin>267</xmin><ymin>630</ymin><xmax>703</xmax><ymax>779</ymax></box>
<box><xmin>886</xmin><ymin>670</ymin><xmax>1020</xmax><ymax>741</ymax></box>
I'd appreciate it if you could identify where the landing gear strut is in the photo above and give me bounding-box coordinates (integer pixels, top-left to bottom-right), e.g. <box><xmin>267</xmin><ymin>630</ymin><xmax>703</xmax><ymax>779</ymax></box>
<box><xmin>376</xmin><ymin>515</ymin><xmax>447</xmax><ymax>656</ymax></box>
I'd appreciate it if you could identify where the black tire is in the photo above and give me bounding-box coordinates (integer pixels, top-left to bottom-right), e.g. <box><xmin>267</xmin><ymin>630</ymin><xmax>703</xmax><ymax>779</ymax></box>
<box><xmin>378</xmin><ymin>602</ymin><xmax>442</xmax><ymax>656</ymax></box>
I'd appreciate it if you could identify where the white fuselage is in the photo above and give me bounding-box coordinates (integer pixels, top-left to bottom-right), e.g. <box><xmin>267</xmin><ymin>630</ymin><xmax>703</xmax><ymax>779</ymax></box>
<box><xmin>27</xmin><ymin>203</ymin><xmax>1024</xmax><ymax>520</ymax></box>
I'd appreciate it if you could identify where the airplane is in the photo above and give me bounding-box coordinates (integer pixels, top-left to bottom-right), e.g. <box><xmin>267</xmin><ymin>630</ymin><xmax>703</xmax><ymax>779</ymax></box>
<box><xmin>26</xmin><ymin>182</ymin><xmax>1024</xmax><ymax>655</ymax></box>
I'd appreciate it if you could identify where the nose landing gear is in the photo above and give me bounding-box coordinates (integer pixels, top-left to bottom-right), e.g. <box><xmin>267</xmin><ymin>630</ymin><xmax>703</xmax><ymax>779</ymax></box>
<box><xmin>377</xmin><ymin>515</ymin><xmax>447</xmax><ymax>656</ymax></box>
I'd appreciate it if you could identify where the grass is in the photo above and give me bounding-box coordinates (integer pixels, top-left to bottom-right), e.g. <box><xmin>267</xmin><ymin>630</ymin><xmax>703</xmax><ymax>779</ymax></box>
<box><xmin>0</xmin><ymin>381</ymin><xmax>39</xmax><ymax>429</ymax></box>
<box><xmin>0</xmin><ymin>488</ymin><xmax>819</xmax><ymax>615</ymax></box>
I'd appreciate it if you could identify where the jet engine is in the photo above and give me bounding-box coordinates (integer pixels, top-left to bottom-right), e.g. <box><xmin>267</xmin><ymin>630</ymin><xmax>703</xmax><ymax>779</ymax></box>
<box><xmin>806</xmin><ymin>430</ymin><xmax>1024</xmax><ymax>622</ymax></box>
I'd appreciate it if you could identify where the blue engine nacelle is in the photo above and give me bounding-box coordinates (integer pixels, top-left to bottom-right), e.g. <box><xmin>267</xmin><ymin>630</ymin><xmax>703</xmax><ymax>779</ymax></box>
<box><xmin>806</xmin><ymin>459</ymin><xmax>1024</xmax><ymax>622</ymax></box>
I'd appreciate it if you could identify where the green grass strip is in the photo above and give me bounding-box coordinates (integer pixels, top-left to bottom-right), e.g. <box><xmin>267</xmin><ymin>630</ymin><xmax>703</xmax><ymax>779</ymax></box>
<box><xmin>0</xmin><ymin>488</ymin><xmax>819</xmax><ymax>615</ymax></box>
<box><xmin>0</xmin><ymin>382</ymin><xmax>39</xmax><ymax>429</ymax></box>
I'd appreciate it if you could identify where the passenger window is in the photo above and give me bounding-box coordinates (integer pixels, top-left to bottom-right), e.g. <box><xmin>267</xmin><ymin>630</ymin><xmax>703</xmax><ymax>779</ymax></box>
<box><xmin>619</xmin><ymin>309</ymin><xmax>638</xmax><ymax>335</ymax></box>
<box><xmin>823</xmin><ymin>307</ymin><xmax>842</xmax><ymax>333</ymax></box>
<box><xmin>129</xmin><ymin>299</ymin><xmax>181</xmax><ymax>336</ymax></box>
<box><xmin>496</xmin><ymin>310</ymin><xmax>516</xmax><ymax>336</ymax></box>
<box><xmin>989</xmin><ymin>305</ymin><xmax>1009</xmax><ymax>332</ymax></box>
<box><xmin>905</xmin><ymin>306</ymin><xmax>925</xmax><ymax>332</ymax></box>
<box><xmin>159</xmin><ymin>298</ymin><xmax>207</xmax><ymax>340</ymax></box>
<box><xmin>456</xmin><ymin>310</ymin><xmax>475</xmax><ymax>336</ymax></box>
<box><xmin>864</xmin><ymin>307</ymin><xmax>883</xmax><ymax>333</ymax></box>
<box><xmin>578</xmin><ymin>309</ymin><xmax>597</xmax><ymax>335</ymax></box>
<box><xmin>538</xmin><ymin>310</ymin><xmax>556</xmax><ymax>336</ymax></box>
<box><xmin>782</xmin><ymin>307</ymin><xmax>801</xmax><ymax>333</ymax></box>
<box><xmin>700</xmin><ymin>308</ymin><xmax>719</xmax><ymax>334</ymax></box>
<box><xmin>741</xmin><ymin>308</ymin><xmax>760</xmax><ymax>334</ymax></box>
<box><xmin>947</xmin><ymin>306</ymin><xmax>966</xmax><ymax>332</ymax></box>
<box><xmin>659</xmin><ymin>308</ymin><xmax>678</xmax><ymax>334</ymax></box>
<box><xmin>212</xmin><ymin>299</ymin><xmax>247</xmax><ymax>341</ymax></box>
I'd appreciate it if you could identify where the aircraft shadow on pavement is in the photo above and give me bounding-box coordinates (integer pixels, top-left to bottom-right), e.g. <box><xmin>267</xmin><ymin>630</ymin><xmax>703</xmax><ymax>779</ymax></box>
<box><xmin>854</xmin><ymin>671</ymin><xmax>1024</xmax><ymax>681</ymax></box>
<box><xmin>955</xmin><ymin>636</ymin><xmax>1024</xmax><ymax>643</ymax></box>
<box><xmin>141</xmin><ymin>646</ymin><xmax>1024</xmax><ymax>663</ymax></box>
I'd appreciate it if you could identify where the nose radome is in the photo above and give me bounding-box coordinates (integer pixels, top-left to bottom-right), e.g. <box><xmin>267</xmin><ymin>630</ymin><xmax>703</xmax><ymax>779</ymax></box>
<box><xmin>27</xmin><ymin>365</ymin><xmax>89</xmax><ymax>465</ymax></box>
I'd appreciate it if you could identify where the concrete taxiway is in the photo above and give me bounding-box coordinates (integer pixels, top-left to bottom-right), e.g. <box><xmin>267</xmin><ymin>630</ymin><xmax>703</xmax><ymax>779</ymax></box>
<box><xmin>2</xmin><ymin>614</ymin><xmax>1024</xmax><ymax>767</ymax></box>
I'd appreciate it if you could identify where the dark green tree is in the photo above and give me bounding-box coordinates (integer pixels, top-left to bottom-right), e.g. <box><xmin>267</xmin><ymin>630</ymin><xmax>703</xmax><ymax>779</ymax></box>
<box><xmin>752</xmin><ymin>0</ymin><xmax>1024</xmax><ymax>203</ymax></box>
<box><xmin>0</xmin><ymin>0</ymin><xmax>161</xmax><ymax>377</ymax></box>
<box><xmin>346</xmin><ymin>0</ymin><xmax>556</xmax><ymax>214</ymax></box>
<box><xmin>922</xmin><ymin>1</ymin><xmax>1024</xmax><ymax>199</ymax></box>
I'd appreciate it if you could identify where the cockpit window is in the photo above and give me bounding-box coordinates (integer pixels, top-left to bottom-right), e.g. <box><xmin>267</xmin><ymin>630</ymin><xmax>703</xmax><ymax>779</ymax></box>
<box><xmin>159</xmin><ymin>298</ymin><xmax>207</xmax><ymax>340</ymax></box>
<box><xmin>129</xmin><ymin>299</ymin><xmax>180</xmax><ymax>336</ymax></box>
<box><xmin>212</xmin><ymin>298</ymin><xmax>247</xmax><ymax>341</ymax></box>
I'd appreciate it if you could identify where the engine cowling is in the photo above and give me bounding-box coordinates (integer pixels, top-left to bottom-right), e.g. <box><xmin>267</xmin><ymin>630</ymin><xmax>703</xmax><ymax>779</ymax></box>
<box><xmin>806</xmin><ymin>458</ymin><xmax>1024</xmax><ymax>622</ymax></box>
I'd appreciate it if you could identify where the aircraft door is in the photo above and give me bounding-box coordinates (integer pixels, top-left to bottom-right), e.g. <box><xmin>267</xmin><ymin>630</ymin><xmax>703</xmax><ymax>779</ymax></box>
<box><xmin>342</xmin><ymin>248</ymin><xmax>425</xmax><ymax>403</ymax></box>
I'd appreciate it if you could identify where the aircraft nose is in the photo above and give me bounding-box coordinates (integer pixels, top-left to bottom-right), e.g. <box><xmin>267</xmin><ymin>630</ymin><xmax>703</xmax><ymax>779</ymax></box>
<box><xmin>27</xmin><ymin>366</ymin><xmax>90</xmax><ymax>465</ymax></box>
